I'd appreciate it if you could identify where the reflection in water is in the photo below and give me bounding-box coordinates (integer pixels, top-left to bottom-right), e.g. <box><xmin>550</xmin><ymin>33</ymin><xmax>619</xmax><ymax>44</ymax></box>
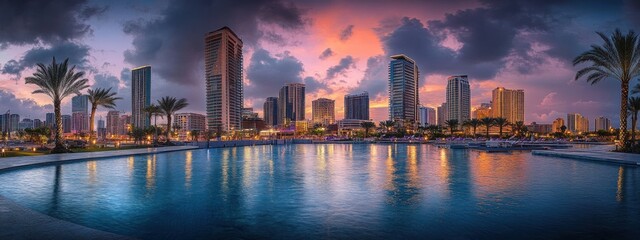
<box><xmin>617</xmin><ymin>166</ymin><xmax>625</xmax><ymax>202</ymax></box>
<box><xmin>87</xmin><ymin>161</ymin><xmax>97</xmax><ymax>184</ymax></box>
<box><xmin>49</xmin><ymin>165</ymin><xmax>62</xmax><ymax>214</ymax></box>
<box><xmin>127</xmin><ymin>156</ymin><xmax>134</xmax><ymax>177</ymax></box>
<box><xmin>145</xmin><ymin>155</ymin><xmax>156</xmax><ymax>191</ymax></box>
<box><xmin>185</xmin><ymin>151</ymin><xmax>192</xmax><ymax>189</ymax></box>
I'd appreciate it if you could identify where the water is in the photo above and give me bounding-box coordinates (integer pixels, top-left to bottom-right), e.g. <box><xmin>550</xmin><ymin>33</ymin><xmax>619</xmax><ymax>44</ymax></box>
<box><xmin>0</xmin><ymin>144</ymin><xmax>638</xmax><ymax>239</ymax></box>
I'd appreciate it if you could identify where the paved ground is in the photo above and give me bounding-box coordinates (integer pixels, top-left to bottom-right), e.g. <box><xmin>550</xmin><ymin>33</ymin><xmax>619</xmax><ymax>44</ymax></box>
<box><xmin>0</xmin><ymin>146</ymin><xmax>198</xmax><ymax>240</ymax></box>
<box><xmin>532</xmin><ymin>145</ymin><xmax>640</xmax><ymax>166</ymax></box>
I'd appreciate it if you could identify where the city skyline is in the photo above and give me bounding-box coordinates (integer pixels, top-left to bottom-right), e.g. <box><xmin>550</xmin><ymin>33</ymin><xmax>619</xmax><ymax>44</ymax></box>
<box><xmin>1</xmin><ymin>1</ymin><xmax>639</xmax><ymax>126</ymax></box>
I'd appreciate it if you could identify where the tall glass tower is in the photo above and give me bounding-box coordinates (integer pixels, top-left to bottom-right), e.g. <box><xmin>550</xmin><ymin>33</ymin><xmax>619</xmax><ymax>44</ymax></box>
<box><xmin>131</xmin><ymin>65</ymin><xmax>151</xmax><ymax>129</ymax></box>
<box><xmin>388</xmin><ymin>54</ymin><xmax>419</xmax><ymax>123</ymax></box>
<box><xmin>205</xmin><ymin>27</ymin><xmax>243</xmax><ymax>132</ymax></box>
<box><xmin>344</xmin><ymin>92</ymin><xmax>369</xmax><ymax>120</ymax></box>
<box><xmin>445</xmin><ymin>75</ymin><xmax>470</xmax><ymax>122</ymax></box>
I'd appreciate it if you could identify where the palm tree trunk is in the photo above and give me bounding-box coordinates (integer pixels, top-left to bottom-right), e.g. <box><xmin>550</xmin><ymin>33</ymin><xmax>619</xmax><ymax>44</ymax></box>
<box><xmin>166</xmin><ymin>115</ymin><xmax>172</xmax><ymax>141</ymax></box>
<box><xmin>632</xmin><ymin>112</ymin><xmax>638</xmax><ymax>143</ymax></box>
<box><xmin>153</xmin><ymin>115</ymin><xmax>158</xmax><ymax>144</ymax></box>
<box><xmin>499</xmin><ymin>126</ymin><xmax>503</xmax><ymax>138</ymax></box>
<box><xmin>621</xmin><ymin>80</ymin><xmax>629</xmax><ymax>146</ymax></box>
<box><xmin>52</xmin><ymin>99</ymin><xmax>67</xmax><ymax>153</ymax></box>
<box><xmin>89</xmin><ymin>105</ymin><xmax>96</xmax><ymax>145</ymax></box>
<box><xmin>486</xmin><ymin>126</ymin><xmax>490</xmax><ymax>138</ymax></box>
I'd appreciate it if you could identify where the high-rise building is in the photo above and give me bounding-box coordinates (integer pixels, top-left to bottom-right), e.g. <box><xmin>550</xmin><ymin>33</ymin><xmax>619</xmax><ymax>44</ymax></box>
<box><xmin>527</xmin><ymin>122</ymin><xmax>553</xmax><ymax>134</ymax></box>
<box><xmin>173</xmin><ymin>113</ymin><xmax>206</xmax><ymax>139</ymax></box>
<box><xmin>33</xmin><ymin>119</ymin><xmax>42</xmax><ymax>128</ymax></box>
<box><xmin>45</xmin><ymin>113</ymin><xmax>55</xmax><ymax>128</ymax></box>
<box><xmin>437</xmin><ymin>102</ymin><xmax>448</xmax><ymax>126</ymax></box>
<box><xmin>131</xmin><ymin>65</ymin><xmax>151</xmax><ymax>129</ymax></box>
<box><xmin>388</xmin><ymin>54</ymin><xmax>419</xmax><ymax>122</ymax></box>
<box><xmin>491</xmin><ymin>87</ymin><xmax>524</xmax><ymax>123</ymax></box>
<box><xmin>9</xmin><ymin>114</ymin><xmax>19</xmax><ymax>132</ymax></box>
<box><xmin>312</xmin><ymin>98</ymin><xmax>335</xmax><ymax>126</ymax></box>
<box><xmin>61</xmin><ymin>115</ymin><xmax>71</xmax><ymax>133</ymax></box>
<box><xmin>567</xmin><ymin>113</ymin><xmax>589</xmax><ymax>133</ymax></box>
<box><xmin>106</xmin><ymin>111</ymin><xmax>120</xmax><ymax>138</ymax></box>
<box><xmin>97</xmin><ymin>118</ymin><xmax>106</xmax><ymax>140</ymax></box>
<box><xmin>72</xmin><ymin>94</ymin><xmax>89</xmax><ymax>133</ymax></box>
<box><xmin>552</xmin><ymin>118</ymin><xmax>565</xmax><ymax>133</ymax></box>
<box><xmin>446</xmin><ymin>75</ymin><xmax>470</xmax><ymax>122</ymax></box>
<box><xmin>263</xmin><ymin>97</ymin><xmax>278</xmax><ymax>127</ymax></box>
<box><xmin>473</xmin><ymin>103</ymin><xmax>492</xmax><ymax>119</ymax></box>
<box><xmin>205</xmin><ymin>26</ymin><xmax>243</xmax><ymax>132</ymax></box>
<box><xmin>18</xmin><ymin>119</ymin><xmax>33</xmax><ymax>130</ymax></box>
<box><xmin>594</xmin><ymin>116</ymin><xmax>611</xmax><ymax>131</ymax></box>
<box><xmin>419</xmin><ymin>106</ymin><xmax>436</xmax><ymax>126</ymax></box>
<box><xmin>344</xmin><ymin>92</ymin><xmax>369</xmax><ymax>120</ymax></box>
<box><xmin>119</xmin><ymin>115</ymin><xmax>131</xmax><ymax>135</ymax></box>
<box><xmin>242</xmin><ymin>108</ymin><xmax>259</xmax><ymax>119</ymax></box>
<box><xmin>278</xmin><ymin>83</ymin><xmax>305</xmax><ymax>126</ymax></box>
<box><xmin>0</xmin><ymin>112</ymin><xmax>8</xmax><ymax>133</ymax></box>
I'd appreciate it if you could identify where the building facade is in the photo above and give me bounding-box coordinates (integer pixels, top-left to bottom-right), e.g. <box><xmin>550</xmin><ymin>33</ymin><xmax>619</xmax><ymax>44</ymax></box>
<box><xmin>278</xmin><ymin>83</ymin><xmax>305</xmax><ymax>126</ymax></box>
<box><xmin>45</xmin><ymin>113</ymin><xmax>55</xmax><ymax>128</ymax></box>
<box><xmin>567</xmin><ymin>113</ymin><xmax>589</xmax><ymax>133</ymax></box>
<box><xmin>473</xmin><ymin>103</ymin><xmax>492</xmax><ymax>119</ymax></box>
<box><xmin>119</xmin><ymin>115</ymin><xmax>131</xmax><ymax>135</ymax></box>
<box><xmin>71</xmin><ymin>94</ymin><xmax>89</xmax><ymax>133</ymax></box>
<box><xmin>594</xmin><ymin>116</ymin><xmax>611</xmax><ymax>131</ymax></box>
<box><xmin>552</xmin><ymin>118</ymin><xmax>565</xmax><ymax>133</ymax></box>
<box><xmin>263</xmin><ymin>97</ymin><xmax>278</xmax><ymax>127</ymax></box>
<box><xmin>131</xmin><ymin>65</ymin><xmax>151</xmax><ymax>129</ymax></box>
<box><xmin>106</xmin><ymin>111</ymin><xmax>120</xmax><ymax>138</ymax></box>
<box><xmin>312</xmin><ymin>98</ymin><xmax>335</xmax><ymax>126</ymax></box>
<box><xmin>388</xmin><ymin>54</ymin><xmax>419</xmax><ymax>123</ymax></box>
<box><xmin>418</xmin><ymin>106</ymin><xmax>436</xmax><ymax>126</ymax></box>
<box><xmin>205</xmin><ymin>26</ymin><xmax>243</xmax><ymax>132</ymax></box>
<box><xmin>62</xmin><ymin>115</ymin><xmax>71</xmax><ymax>133</ymax></box>
<box><xmin>173</xmin><ymin>113</ymin><xmax>206</xmax><ymax>140</ymax></box>
<box><xmin>446</xmin><ymin>75</ymin><xmax>470</xmax><ymax>122</ymax></box>
<box><xmin>344</xmin><ymin>92</ymin><xmax>369</xmax><ymax>120</ymax></box>
<box><xmin>491</xmin><ymin>87</ymin><xmax>524</xmax><ymax>123</ymax></box>
<box><xmin>437</xmin><ymin>102</ymin><xmax>448</xmax><ymax>126</ymax></box>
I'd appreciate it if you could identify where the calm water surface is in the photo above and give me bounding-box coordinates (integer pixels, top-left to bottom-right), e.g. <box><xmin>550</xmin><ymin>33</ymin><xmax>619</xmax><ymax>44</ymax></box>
<box><xmin>0</xmin><ymin>144</ymin><xmax>638</xmax><ymax>239</ymax></box>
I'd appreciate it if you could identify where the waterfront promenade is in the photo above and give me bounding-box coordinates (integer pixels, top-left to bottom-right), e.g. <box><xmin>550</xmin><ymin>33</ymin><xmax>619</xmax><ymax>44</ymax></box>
<box><xmin>533</xmin><ymin>145</ymin><xmax>640</xmax><ymax>165</ymax></box>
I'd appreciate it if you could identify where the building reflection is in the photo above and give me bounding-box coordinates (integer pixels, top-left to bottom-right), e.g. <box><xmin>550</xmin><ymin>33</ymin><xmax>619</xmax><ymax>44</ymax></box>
<box><xmin>49</xmin><ymin>165</ymin><xmax>62</xmax><ymax>214</ymax></box>
<box><xmin>617</xmin><ymin>166</ymin><xmax>625</xmax><ymax>202</ymax></box>
<box><xmin>87</xmin><ymin>161</ymin><xmax>97</xmax><ymax>184</ymax></box>
<box><xmin>185</xmin><ymin>151</ymin><xmax>192</xmax><ymax>189</ymax></box>
<box><xmin>127</xmin><ymin>156</ymin><xmax>134</xmax><ymax>177</ymax></box>
<box><xmin>383</xmin><ymin>144</ymin><xmax>421</xmax><ymax>205</ymax></box>
<box><xmin>146</xmin><ymin>155</ymin><xmax>157</xmax><ymax>191</ymax></box>
<box><xmin>471</xmin><ymin>152</ymin><xmax>527</xmax><ymax>200</ymax></box>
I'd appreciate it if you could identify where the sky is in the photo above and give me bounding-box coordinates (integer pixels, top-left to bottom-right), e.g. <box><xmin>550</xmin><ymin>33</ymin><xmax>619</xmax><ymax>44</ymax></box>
<box><xmin>1</xmin><ymin>0</ymin><xmax>639</xmax><ymax>126</ymax></box>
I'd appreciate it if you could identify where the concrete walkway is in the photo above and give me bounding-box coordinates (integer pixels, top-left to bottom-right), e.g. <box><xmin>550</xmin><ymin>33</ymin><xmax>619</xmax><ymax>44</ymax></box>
<box><xmin>0</xmin><ymin>146</ymin><xmax>198</xmax><ymax>240</ymax></box>
<box><xmin>532</xmin><ymin>145</ymin><xmax>640</xmax><ymax>166</ymax></box>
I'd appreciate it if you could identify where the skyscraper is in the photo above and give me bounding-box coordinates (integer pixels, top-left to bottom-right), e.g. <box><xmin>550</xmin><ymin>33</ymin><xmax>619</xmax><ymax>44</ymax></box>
<box><xmin>312</xmin><ymin>98</ymin><xmax>335</xmax><ymax>126</ymax></box>
<box><xmin>106</xmin><ymin>111</ymin><xmax>120</xmax><ymax>137</ymax></box>
<box><xmin>552</xmin><ymin>118</ymin><xmax>565</xmax><ymax>133</ymax></box>
<box><xmin>594</xmin><ymin>116</ymin><xmax>611</xmax><ymax>131</ymax></box>
<box><xmin>131</xmin><ymin>65</ymin><xmax>151</xmax><ymax>129</ymax></box>
<box><xmin>278</xmin><ymin>83</ymin><xmax>305</xmax><ymax>126</ymax></box>
<box><xmin>72</xmin><ymin>94</ymin><xmax>89</xmax><ymax>133</ymax></box>
<box><xmin>437</xmin><ymin>102</ymin><xmax>448</xmax><ymax>126</ymax></box>
<box><xmin>45</xmin><ymin>113</ymin><xmax>54</xmax><ymax>128</ymax></box>
<box><xmin>344</xmin><ymin>92</ymin><xmax>369</xmax><ymax>120</ymax></box>
<box><xmin>388</xmin><ymin>54</ymin><xmax>419</xmax><ymax>122</ymax></box>
<box><xmin>263</xmin><ymin>97</ymin><xmax>278</xmax><ymax>127</ymax></box>
<box><xmin>205</xmin><ymin>26</ymin><xmax>243</xmax><ymax>132</ymax></box>
<box><xmin>491</xmin><ymin>87</ymin><xmax>524</xmax><ymax>123</ymax></box>
<box><xmin>446</xmin><ymin>75</ymin><xmax>470</xmax><ymax>122</ymax></box>
<box><xmin>173</xmin><ymin>113</ymin><xmax>206</xmax><ymax>139</ymax></box>
<box><xmin>419</xmin><ymin>106</ymin><xmax>436</xmax><ymax>126</ymax></box>
<box><xmin>567</xmin><ymin>113</ymin><xmax>589</xmax><ymax>133</ymax></box>
<box><xmin>62</xmin><ymin>115</ymin><xmax>71</xmax><ymax>133</ymax></box>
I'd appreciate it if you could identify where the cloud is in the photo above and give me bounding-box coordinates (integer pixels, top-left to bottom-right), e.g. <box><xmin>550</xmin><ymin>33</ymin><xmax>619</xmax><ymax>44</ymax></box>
<box><xmin>245</xmin><ymin>48</ymin><xmax>304</xmax><ymax>100</ymax></box>
<box><xmin>123</xmin><ymin>0</ymin><xmax>309</xmax><ymax>87</ymax></box>
<box><xmin>304</xmin><ymin>76</ymin><xmax>330</xmax><ymax>94</ymax></box>
<box><xmin>352</xmin><ymin>55</ymin><xmax>388</xmax><ymax>100</ymax></box>
<box><xmin>0</xmin><ymin>0</ymin><xmax>101</xmax><ymax>46</ymax></box>
<box><xmin>326</xmin><ymin>55</ymin><xmax>355</xmax><ymax>79</ymax></box>
<box><xmin>539</xmin><ymin>92</ymin><xmax>558</xmax><ymax>107</ymax></box>
<box><xmin>92</xmin><ymin>73</ymin><xmax>120</xmax><ymax>91</ymax></box>
<box><xmin>319</xmin><ymin>48</ymin><xmax>334</xmax><ymax>60</ymax></box>
<box><xmin>0</xmin><ymin>89</ymin><xmax>53</xmax><ymax>118</ymax></box>
<box><xmin>339</xmin><ymin>25</ymin><xmax>354</xmax><ymax>41</ymax></box>
<box><xmin>1</xmin><ymin>41</ymin><xmax>92</xmax><ymax>78</ymax></box>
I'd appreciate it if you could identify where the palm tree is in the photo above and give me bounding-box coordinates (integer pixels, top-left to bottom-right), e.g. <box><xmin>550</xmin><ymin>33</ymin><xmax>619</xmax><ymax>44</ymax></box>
<box><xmin>512</xmin><ymin>121</ymin><xmax>526</xmax><ymax>137</ymax></box>
<box><xmin>629</xmin><ymin>96</ymin><xmax>640</xmax><ymax>143</ymax></box>
<box><xmin>573</xmin><ymin>29</ymin><xmax>640</xmax><ymax>147</ymax></box>
<box><xmin>157</xmin><ymin>96</ymin><xmax>188</xmax><ymax>141</ymax></box>
<box><xmin>494</xmin><ymin>117</ymin><xmax>510</xmax><ymax>137</ymax></box>
<box><xmin>481</xmin><ymin>117</ymin><xmax>495</xmax><ymax>138</ymax></box>
<box><xmin>360</xmin><ymin>121</ymin><xmax>375</xmax><ymax>138</ymax></box>
<box><xmin>380</xmin><ymin>120</ymin><xmax>396</xmax><ymax>133</ymax></box>
<box><xmin>144</xmin><ymin>104</ymin><xmax>163</xmax><ymax>143</ymax></box>
<box><xmin>25</xmin><ymin>58</ymin><xmax>89</xmax><ymax>153</ymax></box>
<box><xmin>633</xmin><ymin>83</ymin><xmax>640</xmax><ymax>95</ymax></box>
<box><xmin>87</xmin><ymin>88</ymin><xmax>121</xmax><ymax>144</ymax></box>
<box><xmin>468</xmin><ymin>119</ymin><xmax>481</xmax><ymax>137</ymax></box>
<box><xmin>445</xmin><ymin>119</ymin><xmax>459</xmax><ymax>136</ymax></box>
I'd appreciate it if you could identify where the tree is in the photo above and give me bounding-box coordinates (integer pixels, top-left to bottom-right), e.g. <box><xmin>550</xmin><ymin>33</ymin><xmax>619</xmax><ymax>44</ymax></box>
<box><xmin>573</xmin><ymin>29</ymin><xmax>640</xmax><ymax>148</ymax></box>
<box><xmin>560</xmin><ymin>125</ymin><xmax>567</xmax><ymax>134</ymax></box>
<box><xmin>469</xmin><ymin>119</ymin><xmax>481</xmax><ymax>137</ymax></box>
<box><xmin>157</xmin><ymin>96</ymin><xmax>189</xmax><ymax>141</ymax></box>
<box><xmin>445</xmin><ymin>119</ymin><xmax>459</xmax><ymax>136</ymax></box>
<box><xmin>144</xmin><ymin>104</ymin><xmax>163</xmax><ymax>143</ymax></box>
<box><xmin>481</xmin><ymin>117</ymin><xmax>495</xmax><ymax>138</ymax></box>
<box><xmin>25</xmin><ymin>58</ymin><xmax>89</xmax><ymax>153</ymax></box>
<box><xmin>360</xmin><ymin>121</ymin><xmax>375</xmax><ymax>138</ymax></box>
<box><xmin>633</xmin><ymin>83</ymin><xmax>640</xmax><ymax>95</ymax></box>
<box><xmin>494</xmin><ymin>117</ymin><xmax>510</xmax><ymax>137</ymax></box>
<box><xmin>380</xmin><ymin>120</ymin><xmax>396</xmax><ymax>133</ymax></box>
<box><xmin>87</xmin><ymin>88</ymin><xmax>121</xmax><ymax>144</ymax></box>
<box><xmin>629</xmin><ymin>96</ymin><xmax>640</xmax><ymax>143</ymax></box>
<box><xmin>190</xmin><ymin>130</ymin><xmax>200</xmax><ymax>142</ymax></box>
<box><xmin>512</xmin><ymin>121</ymin><xmax>526</xmax><ymax>137</ymax></box>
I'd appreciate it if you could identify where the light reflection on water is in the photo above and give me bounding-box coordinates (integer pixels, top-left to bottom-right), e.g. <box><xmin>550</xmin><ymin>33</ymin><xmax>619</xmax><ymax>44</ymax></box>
<box><xmin>0</xmin><ymin>144</ymin><xmax>638</xmax><ymax>240</ymax></box>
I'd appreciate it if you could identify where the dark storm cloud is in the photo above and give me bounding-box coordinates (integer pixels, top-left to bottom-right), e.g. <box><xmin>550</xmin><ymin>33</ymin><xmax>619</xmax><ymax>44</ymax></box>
<box><xmin>1</xmin><ymin>42</ymin><xmax>92</xmax><ymax>78</ymax></box>
<box><xmin>319</xmin><ymin>48</ymin><xmax>334</xmax><ymax>60</ymax></box>
<box><xmin>304</xmin><ymin>76</ymin><xmax>330</xmax><ymax>94</ymax></box>
<box><xmin>245</xmin><ymin>48</ymin><xmax>304</xmax><ymax>100</ymax></box>
<box><xmin>339</xmin><ymin>25</ymin><xmax>354</xmax><ymax>41</ymax></box>
<box><xmin>0</xmin><ymin>0</ymin><xmax>101</xmax><ymax>46</ymax></box>
<box><xmin>0</xmin><ymin>89</ymin><xmax>53</xmax><ymax>118</ymax></box>
<box><xmin>123</xmin><ymin>0</ymin><xmax>309</xmax><ymax>87</ymax></box>
<box><xmin>92</xmin><ymin>73</ymin><xmax>120</xmax><ymax>91</ymax></box>
<box><xmin>352</xmin><ymin>55</ymin><xmax>388</xmax><ymax>100</ymax></box>
<box><xmin>326</xmin><ymin>56</ymin><xmax>356</xmax><ymax>80</ymax></box>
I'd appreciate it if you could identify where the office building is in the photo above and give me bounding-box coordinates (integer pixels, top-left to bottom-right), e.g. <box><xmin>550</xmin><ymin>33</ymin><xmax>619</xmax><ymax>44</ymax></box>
<box><xmin>312</xmin><ymin>98</ymin><xmax>335</xmax><ymax>126</ymax></box>
<box><xmin>72</xmin><ymin>94</ymin><xmax>89</xmax><ymax>133</ymax></box>
<box><xmin>388</xmin><ymin>54</ymin><xmax>419</xmax><ymax>122</ymax></box>
<box><xmin>173</xmin><ymin>113</ymin><xmax>206</xmax><ymax>140</ymax></box>
<box><xmin>9</xmin><ymin>114</ymin><xmax>19</xmax><ymax>132</ymax></box>
<box><xmin>263</xmin><ymin>97</ymin><xmax>278</xmax><ymax>127</ymax></box>
<box><xmin>45</xmin><ymin>113</ymin><xmax>54</xmax><ymax>128</ymax></box>
<box><xmin>242</xmin><ymin>108</ymin><xmax>259</xmax><ymax>119</ymax></box>
<box><xmin>205</xmin><ymin>26</ymin><xmax>243</xmax><ymax>132</ymax></box>
<box><xmin>33</xmin><ymin>119</ymin><xmax>42</xmax><ymax>128</ymax></box>
<box><xmin>119</xmin><ymin>115</ymin><xmax>131</xmax><ymax>135</ymax></box>
<box><xmin>62</xmin><ymin>115</ymin><xmax>71</xmax><ymax>133</ymax></box>
<box><xmin>97</xmin><ymin>118</ymin><xmax>106</xmax><ymax>140</ymax></box>
<box><xmin>567</xmin><ymin>113</ymin><xmax>589</xmax><ymax>133</ymax></box>
<box><xmin>594</xmin><ymin>116</ymin><xmax>611</xmax><ymax>131</ymax></box>
<box><xmin>446</xmin><ymin>75</ymin><xmax>470</xmax><ymax>122</ymax></box>
<box><xmin>473</xmin><ymin>103</ymin><xmax>492</xmax><ymax>119</ymax></box>
<box><xmin>278</xmin><ymin>83</ymin><xmax>306</xmax><ymax>125</ymax></box>
<box><xmin>18</xmin><ymin>119</ymin><xmax>33</xmax><ymax>130</ymax></box>
<box><xmin>344</xmin><ymin>92</ymin><xmax>369</xmax><ymax>120</ymax></box>
<box><xmin>106</xmin><ymin>111</ymin><xmax>120</xmax><ymax>138</ymax></box>
<box><xmin>418</xmin><ymin>106</ymin><xmax>436</xmax><ymax>126</ymax></box>
<box><xmin>132</xmin><ymin>65</ymin><xmax>151</xmax><ymax>129</ymax></box>
<box><xmin>527</xmin><ymin>122</ymin><xmax>553</xmax><ymax>134</ymax></box>
<box><xmin>437</xmin><ymin>102</ymin><xmax>447</xmax><ymax>126</ymax></box>
<box><xmin>552</xmin><ymin>118</ymin><xmax>565</xmax><ymax>133</ymax></box>
<box><xmin>492</xmin><ymin>87</ymin><xmax>524</xmax><ymax>123</ymax></box>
